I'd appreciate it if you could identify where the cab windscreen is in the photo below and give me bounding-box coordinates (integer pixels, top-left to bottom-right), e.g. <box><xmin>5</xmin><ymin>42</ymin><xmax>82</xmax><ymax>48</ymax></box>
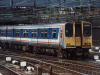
<box><xmin>65</xmin><ymin>24</ymin><xmax>73</xmax><ymax>37</ymax></box>
<box><xmin>83</xmin><ymin>24</ymin><xmax>91</xmax><ymax>36</ymax></box>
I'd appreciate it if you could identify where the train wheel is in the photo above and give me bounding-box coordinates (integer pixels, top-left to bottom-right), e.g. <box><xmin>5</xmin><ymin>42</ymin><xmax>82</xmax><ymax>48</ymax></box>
<box><xmin>63</xmin><ymin>51</ymin><xmax>67</xmax><ymax>58</ymax></box>
<box><xmin>28</xmin><ymin>46</ymin><xmax>33</xmax><ymax>53</ymax></box>
<box><xmin>33</xmin><ymin>47</ymin><xmax>37</xmax><ymax>53</ymax></box>
<box><xmin>75</xmin><ymin>51</ymin><xmax>78</xmax><ymax>60</ymax></box>
<box><xmin>5</xmin><ymin>43</ymin><xmax>9</xmax><ymax>49</ymax></box>
<box><xmin>40</xmin><ymin>49</ymin><xmax>44</xmax><ymax>54</ymax></box>
<box><xmin>57</xmin><ymin>50</ymin><xmax>63</xmax><ymax>58</ymax></box>
<box><xmin>36</xmin><ymin>47</ymin><xmax>41</xmax><ymax>54</ymax></box>
<box><xmin>8</xmin><ymin>43</ymin><xmax>11</xmax><ymax>49</ymax></box>
<box><xmin>22</xmin><ymin>46</ymin><xmax>27</xmax><ymax>51</ymax></box>
<box><xmin>66</xmin><ymin>51</ymin><xmax>70</xmax><ymax>59</ymax></box>
<box><xmin>54</xmin><ymin>49</ymin><xmax>57</xmax><ymax>56</ymax></box>
<box><xmin>3</xmin><ymin>43</ymin><xmax>6</xmax><ymax>49</ymax></box>
<box><xmin>14</xmin><ymin>45</ymin><xmax>18</xmax><ymax>50</ymax></box>
<box><xmin>42</xmin><ymin>49</ymin><xmax>46</xmax><ymax>54</ymax></box>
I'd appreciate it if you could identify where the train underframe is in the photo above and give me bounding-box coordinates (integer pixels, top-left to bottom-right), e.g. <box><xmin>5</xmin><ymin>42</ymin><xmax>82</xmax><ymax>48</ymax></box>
<box><xmin>0</xmin><ymin>42</ymin><xmax>89</xmax><ymax>59</ymax></box>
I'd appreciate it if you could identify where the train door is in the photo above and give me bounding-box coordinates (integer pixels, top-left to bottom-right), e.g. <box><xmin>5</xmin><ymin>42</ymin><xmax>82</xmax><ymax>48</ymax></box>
<box><xmin>20</xmin><ymin>29</ymin><xmax>23</xmax><ymax>43</ymax></box>
<box><xmin>6</xmin><ymin>28</ymin><xmax>7</xmax><ymax>41</ymax></box>
<box><xmin>31</xmin><ymin>29</ymin><xmax>38</xmax><ymax>46</ymax></box>
<box><xmin>82</xmin><ymin>21</ymin><xmax>92</xmax><ymax>48</ymax></box>
<box><xmin>12</xmin><ymin>29</ymin><xmax>14</xmax><ymax>42</ymax></box>
<box><xmin>65</xmin><ymin>22</ymin><xmax>75</xmax><ymax>48</ymax></box>
<box><xmin>36</xmin><ymin>29</ymin><xmax>38</xmax><ymax>45</ymax></box>
<box><xmin>31</xmin><ymin>29</ymin><xmax>33</xmax><ymax>45</ymax></box>
<box><xmin>48</xmin><ymin>28</ymin><xmax>52</xmax><ymax>47</ymax></box>
<box><xmin>75</xmin><ymin>22</ymin><xmax>82</xmax><ymax>47</ymax></box>
<box><xmin>44</xmin><ymin>28</ymin><xmax>49</xmax><ymax>46</ymax></box>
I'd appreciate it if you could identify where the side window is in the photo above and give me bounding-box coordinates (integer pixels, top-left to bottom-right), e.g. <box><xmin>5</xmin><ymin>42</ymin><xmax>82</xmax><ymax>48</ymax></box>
<box><xmin>41</xmin><ymin>30</ymin><xmax>44</xmax><ymax>38</ymax></box>
<box><xmin>0</xmin><ymin>30</ymin><xmax>1</xmax><ymax>36</ymax></box>
<box><xmin>31</xmin><ymin>30</ymin><xmax>37</xmax><ymax>38</ymax></box>
<box><xmin>8</xmin><ymin>31</ymin><xmax>9</xmax><ymax>36</ymax></box>
<box><xmin>31</xmin><ymin>30</ymin><xmax>33</xmax><ymax>37</ymax></box>
<box><xmin>34</xmin><ymin>31</ymin><xmax>36</xmax><ymax>38</ymax></box>
<box><xmin>65</xmin><ymin>23</ymin><xmax>73</xmax><ymax>37</ymax></box>
<box><xmin>4</xmin><ymin>31</ymin><xmax>5</xmax><ymax>36</ymax></box>
<box><xmin>15</xmin><ymin>31</ymin><xmax>17</xmax><ymax>37</ymax></box>
<box><xmin>26</xmin><ymin>31</ymin><xmax>28</xmax><ymax>37</ymax></box>
<box><xmin>24</xmin><ymin>31</ymin><xmax>26</xmax><ymax>37</ymax></box>
<box><xmin>7</xmin><ymin>31</ymin><xmax>9</xmax><ymax>36</ymax></box>
<box><xmin>18</xmin><ymin>31</ymin><xmax>20</xmax><ymax>37</ymax></box>
<box><xmin>53</xmin><ymin>30</ymin><xmax>56</xmax><ymax>38</ymax></box>
<box><xmin>8</xmin><ymin>31</ymin><xmax>10</xmax><ymax>37</ymax></box>
<box><xmin>9</xmin><ymin>31</ymin><xmax>11</xmax><ymax>36</ymax></box>
<box><xmin>45</xmin><ymin>30</ymin><xmax>47</xmax><ymax>38</ymax></box>
<box><xmin>49</xmin><ymin>29</ymin><xmax>52</xmax><ymax>38</ymax></box>
<box><xmin>1</xmin><ymin>31</ymin><xmax>3</xmax><ymax>36</ymax></box>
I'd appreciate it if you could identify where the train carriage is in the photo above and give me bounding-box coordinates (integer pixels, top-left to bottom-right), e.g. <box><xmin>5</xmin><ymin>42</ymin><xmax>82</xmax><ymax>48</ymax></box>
<box><xmin>0</xmin><ymin>21</ymin><xmax>92</xmax><ymax>59</ymax></box>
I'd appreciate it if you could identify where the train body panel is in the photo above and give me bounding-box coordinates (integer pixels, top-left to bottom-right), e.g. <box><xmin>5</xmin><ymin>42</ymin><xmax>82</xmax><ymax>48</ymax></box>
<box><xmin>0</xmin><ymin>23</ymin><xmax>65</xmax><ymax>49</ymax></box>
<box><xmin>65</xmin><ymin>22</ymin><xmax>76</xmax><ymax>48</ymax></box>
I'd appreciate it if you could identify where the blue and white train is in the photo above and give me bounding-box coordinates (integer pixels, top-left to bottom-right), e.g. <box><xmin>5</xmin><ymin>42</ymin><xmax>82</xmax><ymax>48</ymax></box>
<box><xmin>0</xmin><ymin>21</ymin><xmax>92</xmax><ymax>58</ymax></box>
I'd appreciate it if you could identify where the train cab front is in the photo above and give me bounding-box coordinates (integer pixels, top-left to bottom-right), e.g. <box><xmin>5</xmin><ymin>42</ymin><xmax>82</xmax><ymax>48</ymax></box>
<box><xmin>64</xmin><ymin>21</ymin><xmax>92</xmax><ymax>58</ymax></box>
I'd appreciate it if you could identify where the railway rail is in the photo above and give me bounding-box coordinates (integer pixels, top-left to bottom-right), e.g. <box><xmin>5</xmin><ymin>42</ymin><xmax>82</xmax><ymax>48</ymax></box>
<box><xmin>0</xmin><ymin>49</ymin><xmax>100</xmax><ymax>75</ymax></box>
<box><xmin>0</xmin><ymin>63</ymin><xmax>20</xmax><ymax>75</ymax></box>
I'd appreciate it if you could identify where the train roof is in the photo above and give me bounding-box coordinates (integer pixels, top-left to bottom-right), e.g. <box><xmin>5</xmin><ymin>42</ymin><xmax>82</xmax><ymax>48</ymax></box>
<box><xmin>0</xmin><ymin>21</ymin><xmax>91</xmax><ymax>29</ymax></box>
<box><xmin>0</xmin><ymin>22</ymin><xmax>67</xmax><ymax>29</ymax></box>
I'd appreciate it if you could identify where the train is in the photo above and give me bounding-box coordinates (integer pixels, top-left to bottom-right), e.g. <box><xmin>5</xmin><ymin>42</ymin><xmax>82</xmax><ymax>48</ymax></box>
<box><xmin>0</xmin><ymin>21</ymin><xmax>92</xmax><ymax>59</ymax></box>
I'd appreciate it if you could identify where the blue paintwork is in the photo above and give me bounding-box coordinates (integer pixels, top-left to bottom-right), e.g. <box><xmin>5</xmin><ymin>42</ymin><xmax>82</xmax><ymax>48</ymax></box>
<box><xmin>1</xmin><ymin>29</ymin><xmax>6</xmax><ymax>37</ymax></box>
<box><xmin>0</xmin><ymin>27</ymin><xmax>59</xmax><ymax>39</ymax></box>
<box><xmin>0</xmin><ymin>30</ymin><xmax>1</xmax><ymax>36</ymax></box>
<box><xmin>7</xmin><ymin>29</ymin><xmax>13</xmax><ymax>37</ymax></box>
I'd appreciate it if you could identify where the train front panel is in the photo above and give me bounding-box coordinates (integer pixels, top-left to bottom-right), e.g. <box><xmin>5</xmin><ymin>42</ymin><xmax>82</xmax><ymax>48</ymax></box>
<box><xmin>64</xmin><ymin>22</ymin><xmax>76</xmax><ymax>48</ymax></box>
<box><xmin>82</xmin><ymin>21</ymin><xmax>92</xmax><ymax>48</ymax></box>
<box><xmin>64</xmin><ymin>22</ymin><xmax>92</xmax><ymax>49</ymax></box>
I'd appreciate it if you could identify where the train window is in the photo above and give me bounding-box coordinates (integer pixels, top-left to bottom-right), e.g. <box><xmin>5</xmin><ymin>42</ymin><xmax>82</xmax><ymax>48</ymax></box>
<box><xmin>2</xmin><ymin>31</ymin><xmax>3</xmax><ymax>36</ymax></box>
<box><xmin>3</xmin><ymin>31</ymin><xmax>4</xmax><ymax>36</ymax></box>
<box><xmin>7</xmin><ymin>31</ymin><xmax>9</xmax><ymax>36</ymax></box>
<box><xmin>31</xmin><ymin>31</ymin><xmax>33</xmax><ymax>37</ymax></box>
<box><xmin>9</xmin><ymin>32</ymin><xmax>10</xmax><ymax>36</ymax></box>
<box><xmin>18</xmin><ymin>31</ymin><xmax>20</xmax><ymax>37</ymax></box>
<box><xmin>65</xmin><ymin>23</ymin><xmax>73</xmax><ymax>37</ymax></box>
<box><xmin>45</xmin><ymin>30</ymin><xmax>47</xmax><ymax>38</ymax></box>
<box><xmin>3</xmin><ymin>31</ymin><xmax>5</xmax><ymax>36</ymax></box>
<box><xmin>24</xmin><ymin>31</ymin><xmax>26</xmax><ymax>37</ymax></box>
<box><xmin>15</xmin><ymin>31</ymin><xmax>17</xmax><ymax>37</ymax></box>
<box><xmin>49</xmin><ymin>29</ymin><xmax>52</xmax><ymax>38</ymax></box>
<box><xmin>0</xmin><ymin>30</ymin><xmax>1</xmax><ymax>36</ymax></box>
<box><xmin>26</xmin><ymin>31</ymin><xmax>28</xmax><ymax>37</ymax></box>
<box><xmin>53</xmin><ymin>30</ymin><xmax>56</xmax><ymax>38</ymax></box>
<box><xmin>75</xmin><ymin>24</ymin><xmax>81</xmax><ymax>37</ymax></box>
<box><xmin>8</xmin><ymin>31</ymin><xmax>10</xmax><ymax>36</ymax></box>
<box><xmin>34</xmin><ymin>31</ymin><xmax>36</xmax><ymax>38</ymax></box>
<box><xmin>83</xmin><ymin>24</ymin><xmax>91</xmax><ymax>36</ymax></box>
<box><xmin>1</xmin><ymin>31</ymin><xmax>3</xmax><ymax>36</ymax></box>
<box><xmin>41</xmin><ymin>30</ymin><xmax>44</xmax><ymax>38</ymax></box>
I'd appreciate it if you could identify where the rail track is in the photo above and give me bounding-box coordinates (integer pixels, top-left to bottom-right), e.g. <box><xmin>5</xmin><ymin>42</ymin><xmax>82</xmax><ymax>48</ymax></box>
<box><xmin>0</xmin><ymin>56</ymin><xmax>21</xmax><ymax>75</ymax></box>
<box><xmin>0</xmin><ymin>49</ymin><xmax>100</xmax><ymax>75</ymax></box>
